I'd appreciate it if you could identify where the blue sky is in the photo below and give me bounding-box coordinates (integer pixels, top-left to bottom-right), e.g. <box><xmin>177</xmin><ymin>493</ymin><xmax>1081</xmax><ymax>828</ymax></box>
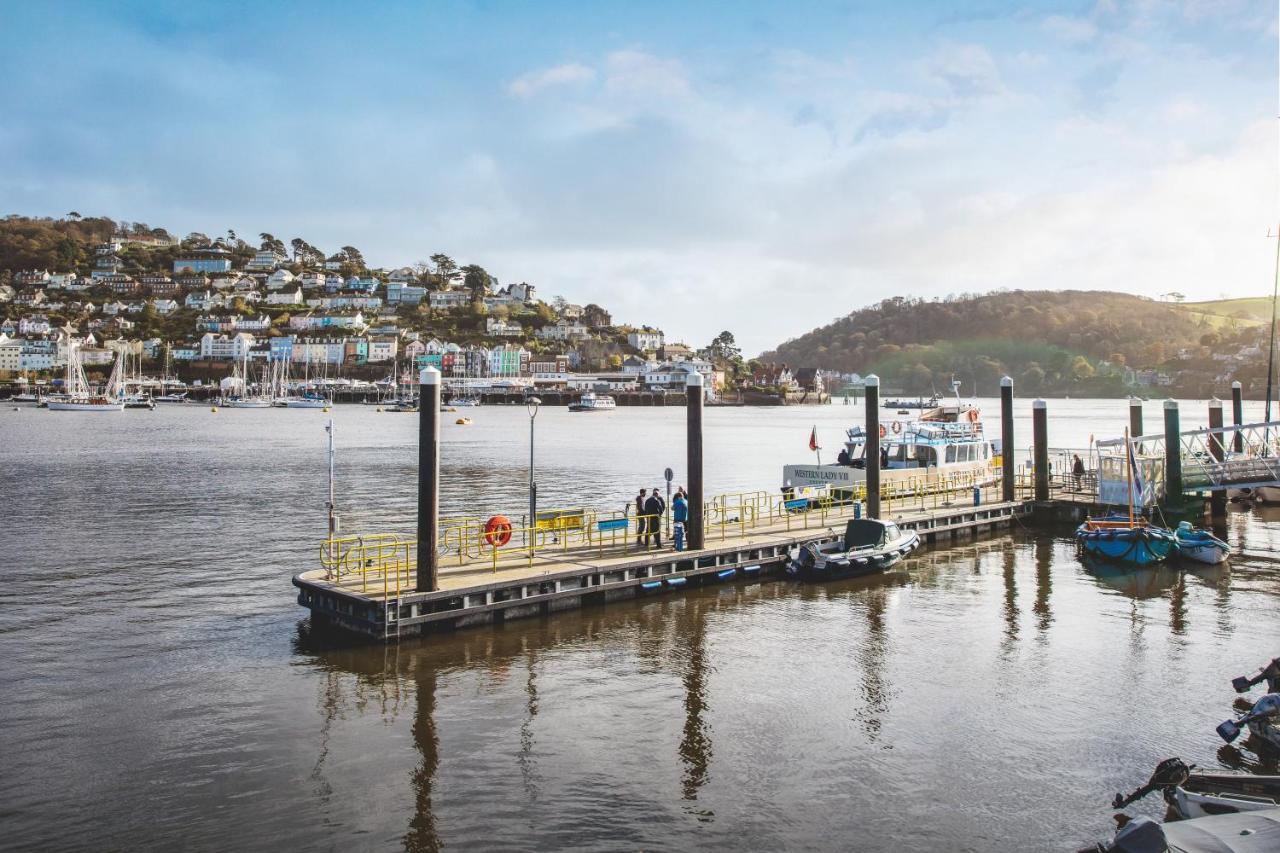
<box><xmin>1</xmin><ymin>1</ymin><xmax>1275</xmax><ymax>354</ymax></box>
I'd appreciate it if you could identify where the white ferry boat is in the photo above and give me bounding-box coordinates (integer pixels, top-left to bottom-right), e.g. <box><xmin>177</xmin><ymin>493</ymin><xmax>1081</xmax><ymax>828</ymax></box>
<box><xmin>569</xmin><ymin>392</ymin><xmax>616</xmax><ymax>412</ymax></box>
<box><xmin>781</xmin><ymin>397</ymin><xmax>996</xmax><ymax>495</ymax></box>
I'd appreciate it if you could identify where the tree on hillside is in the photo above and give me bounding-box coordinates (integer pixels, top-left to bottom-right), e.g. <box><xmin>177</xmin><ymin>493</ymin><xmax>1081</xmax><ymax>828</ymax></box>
<box><xmin>461</xmin><ymin>264</ymin><xmax>491</xmax><ymax>298</ymax></box>
<box><xmin>431</xmin><ymin>253</ymin><xmax>456</xmax><ymax>281</ymax></box>
<box><xmin>67</xmin><ymin>211</ymin><xmax>81</xmax><ymax>221</ymax></box>
<box><xmin>340</xmin><ymin>246</ymin><xmax>365</xmax><ymax>269</ymax></box>
<box><xmin>182</xmin><ymin>232</ymin><xmax>211</xmax><ymax>248</ymax></box>
<box><xmin>707</xmin><ymin>330</ymin><xmax>741</xmax><ymax>362</ymax></box>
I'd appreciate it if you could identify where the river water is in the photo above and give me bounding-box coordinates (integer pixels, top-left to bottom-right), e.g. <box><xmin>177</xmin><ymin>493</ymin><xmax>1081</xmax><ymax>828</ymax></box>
<box><xmin>2</xmin><ymin>397</ymin><xmax>1279</xmax><ymax>851</ymax></box>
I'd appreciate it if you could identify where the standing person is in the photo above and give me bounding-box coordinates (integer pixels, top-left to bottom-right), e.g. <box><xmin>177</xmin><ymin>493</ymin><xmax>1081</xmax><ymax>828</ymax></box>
<box><xmin>672</xmin><ymin>487</ymin><xmax>689</xmax><ymax>551</ymax></box>
<box><xmin>644</xmin><ymin>487</ymin><xmax>666</xmax><ymax>548</ymax></box>
<box><xmin>1072</xmin><ymin>454</ymin><xmax>1085</xmax><ymax>490</ymax></box>
<box><xmin>634</xmin><ymin>489</ymin><xmax>647</xmax><ymax>546</ymax></box>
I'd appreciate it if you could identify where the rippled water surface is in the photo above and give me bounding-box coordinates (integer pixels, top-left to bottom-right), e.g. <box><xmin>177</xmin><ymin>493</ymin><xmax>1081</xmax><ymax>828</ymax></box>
<box><xmin>2</xmin><ymin>398</ymin><xmax>1279</xmax><ymax>852</ymax></box>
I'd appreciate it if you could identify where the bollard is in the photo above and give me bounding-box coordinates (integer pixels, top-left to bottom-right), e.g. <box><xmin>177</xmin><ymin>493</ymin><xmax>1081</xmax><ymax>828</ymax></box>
<box><xmin>686</xmin><ymin>374</ymin><xmax>704</xmax><ymax>551</ymax></box>
<box><xmin>1231</xmin><ymin>380</ymin><xmax>1244</xmax><ymax>454</ymax></box>
<box><xmin>1000</xmin><ymin>376</ymin><xmax>1014</xmax><ymax>502</ymax></box>
<box><xmin>1129</xmin><ymin>397</ymin><xmax>1143</xmax><ymax>441</ymax></box>
<box><xmin>417</xmin><ymin>367</ymin><xmax>441</xmax><ymax>592</ymax></box>
<box><xmin>1033</xmin><ymin>399</ymin><xmax>1049</xmax><ymax>501</ymax></box>
<box><xmin>865</xmin><ymin>374</ymin><xmax>881</xmax><ymax>518</ymax></box>
<box><xmin>853</xmin><ymin>501</ymin><xmax>862</xmax><ymax>519</ymax></box>
<box><xmin>1164</xmin><ymin>400</ymin><xmax>1182</xmax><ymax>503</ymax></box>
<box><xmin>1209</xmin><ymin>398</ymin><xmax>1226</xmax><ymax>517</ymax></box>
<box><xmin>973</xmin><ymin>486</ymin><xmax>981</xmax><ymax>507</ymax></box>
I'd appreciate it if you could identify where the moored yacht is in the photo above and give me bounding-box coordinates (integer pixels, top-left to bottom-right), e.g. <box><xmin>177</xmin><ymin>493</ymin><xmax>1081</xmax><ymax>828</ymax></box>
<box><xmin>569</xmin><ymin>392</ymin><xmax>616</xmax><ymax>412</ymax></box>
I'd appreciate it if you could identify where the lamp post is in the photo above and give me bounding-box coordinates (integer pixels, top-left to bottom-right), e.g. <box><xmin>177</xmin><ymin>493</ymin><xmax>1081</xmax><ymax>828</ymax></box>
<box><xmin>527</xmin><ymin>395</ymin><xmax>541</xmax><ymax>544</ymax></box>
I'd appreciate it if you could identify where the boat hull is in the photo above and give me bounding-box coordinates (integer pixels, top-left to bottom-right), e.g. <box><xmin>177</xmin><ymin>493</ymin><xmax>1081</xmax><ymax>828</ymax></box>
<box><xmin>1076</xmin><ymin>524</ymin><xmax>1175</xmax><ymax>566</ymax></box>
<box><xmin>223</xmin><ymin>400</ymin><xmax>272</xmax><ymax>409</ymax></box>
<box><xmin>786</xmin><ymin>531</ymin><xmax>921</xmax><ymax>582</ymax></box>
<box><xmin>47</xmin><ymin>400</ymin><xmax>125</xmax><ymax>412</ymax></box>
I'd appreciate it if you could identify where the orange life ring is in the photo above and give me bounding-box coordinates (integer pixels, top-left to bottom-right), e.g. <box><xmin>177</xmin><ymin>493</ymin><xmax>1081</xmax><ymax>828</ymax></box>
<box><xmin>967</xmin><ymin>408</ymin><xmax>980</xmax><ymax>423</ymax></box>
<box><xmin>891</xmin><ymin>420</ymin><xmax>903</xmax><ymax>434</ymax></box>
<box><xmin>878</xmin><ymin>424</ymin><xmax>887</xmax><ymax>439</ymax></box>
<box><xmin>483</xmin><ymin>515</ymin><xmax>513</xmax><ymax>547</ymax></box>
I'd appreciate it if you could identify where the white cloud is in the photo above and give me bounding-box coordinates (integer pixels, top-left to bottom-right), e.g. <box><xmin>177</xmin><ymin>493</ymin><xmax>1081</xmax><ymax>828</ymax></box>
<box><xmin>924</xmin><ymin>43</ymin><xmax>1005</xmax><ymax>99</ymax></box>
<box><xmin>507</xmin><ymin>63</ymin><xmax>596</xmax><ymax>98</ymax></box>
<box><xmin>1043</xmin><ymin>14</ymin><xmax>1099</xmax><ymax>45</ymax></box>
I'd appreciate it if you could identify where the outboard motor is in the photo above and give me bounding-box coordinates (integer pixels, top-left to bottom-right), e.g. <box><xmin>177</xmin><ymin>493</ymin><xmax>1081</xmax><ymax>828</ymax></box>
<box><xmin>1111</xmin><ymin>758</ymin><xmax>1192</xmax><ymax>810</ymax></box>
<box><xmin>1079</xmin><ymin>815</ymin><xmax>1169</xmax><ymax>853</ymax></box>
<box><xmin>1217</xmin><ymin>693</ymin><xmax>1280</xmax><ymax>743</ymax></box>
<box><xmin>1233</xmin><ymin>657</ymin><xmax>1280</xmax><ymax>694</ymax></box>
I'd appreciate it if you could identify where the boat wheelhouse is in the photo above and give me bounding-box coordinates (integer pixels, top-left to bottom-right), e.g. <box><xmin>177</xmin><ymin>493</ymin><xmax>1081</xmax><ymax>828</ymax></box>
<box><xmin>781</xmin><ymin>401</ymin><xmax>996</xmax><ymax>495</ymax></box>
<box><xmin>569</xmin><ymin>392</ymin><xmax>616</xmax><ymax>412</ymax></box>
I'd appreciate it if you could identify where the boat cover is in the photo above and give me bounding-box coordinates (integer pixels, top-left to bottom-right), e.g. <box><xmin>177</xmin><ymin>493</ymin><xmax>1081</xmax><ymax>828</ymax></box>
<box><xmin>843</xmin><ymin>519</ymin><xmax>886</xmax><ymax>550</ymax></box>
<box><xmin>1111</xmin><ymin>808</ymin><xmax>1280</xmax><ymax>853</ymax></box>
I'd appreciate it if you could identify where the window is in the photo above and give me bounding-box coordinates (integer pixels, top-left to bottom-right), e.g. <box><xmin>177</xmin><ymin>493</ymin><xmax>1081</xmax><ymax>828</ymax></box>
<box><xmin>945</xmin><ymin>446</ymin><xmax>956</xmax><ymax>463</ymax></box>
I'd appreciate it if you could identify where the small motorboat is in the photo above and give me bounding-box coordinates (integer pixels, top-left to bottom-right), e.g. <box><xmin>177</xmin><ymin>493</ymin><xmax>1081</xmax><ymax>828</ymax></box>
<box><xmin>1083</xmin><ymin>807</ymin><xmax>1280</xmax><ymax>852</ymax></box>
<box><xmin>786</xmin><ymin>518</ymin><xmax>920</xmax><ymax>582</ymax></box>
<box><xmin>569</xmin><ymin>392</ymin><xmax>617</xmax><ymax>412</ymax></box>
<box><xmin>455</xmin><ymin>417</ymin><xmax>472</xmax><ymax>425</ymax></box>
<box><xmin>121</xmin><ymin>393</ymin><xmax>156</xmax><ymax>410</ymax></box>
<box><xmin>154</xmin><ymin>391</ymin><xmax>188</xmax><ymax>403</ymax></box>
<box><xmin>1217</xmin><ymin>694</ymin><xmax>1280</xmax><ymax>753</ymax></box>
<box><xmin>1112</xmin><ymin>757</ymin><xmax>1280</xmax><ymax>821</ymax></box>
<box><xmin>1173</xmin><ymin>521</ymin><xmax>1230</xmax><ymax>564</ymax></box>
<box><xmin>1076</xmin><ymin>514</ymin><xmax>1175</xmax><ymax>566</ymax></box>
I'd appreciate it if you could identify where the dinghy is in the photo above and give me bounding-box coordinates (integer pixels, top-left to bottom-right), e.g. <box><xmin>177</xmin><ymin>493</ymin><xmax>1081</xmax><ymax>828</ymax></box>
<box><xmin>1076</xmin><ymin>428</ymin><xmax>1174</xmax><ymax>566</ymax></box>
<box><xmin>786</xmin><ymin>518</ymin><xmax>920</xmax><ymax>582</ymax></box>
<box><xmin>1112</xmin><ymin>757</ymin><xmax>1280</xmax><ymax>821</ymax></box>
<box><xmin>1173</xmin><ymin>521</ymin><xmax>1230</xmax><ymax>564</ymax></box>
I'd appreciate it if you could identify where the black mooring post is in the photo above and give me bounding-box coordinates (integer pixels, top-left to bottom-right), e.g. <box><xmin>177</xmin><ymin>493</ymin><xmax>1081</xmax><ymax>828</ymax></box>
<box><xmin>686</xmin><ymin>373</ymin><xmax>704</xmax><ymax>551</ymax></box>
<box><xmin>1033</xmin><ymin>399</ymin><xmax>1049</xmax><ymax>502</ymax></box>
<box><xmin>1164</xmin><ymin>400</ymin><xmax>1182</xmax><ymax>504</ymax></box>
<box><xmin>1231</xmin><ymin>380</ymin><xmax>1244</xmax><ymax>454</ymax></box>
<box><xmin>1000</xmin><ymin>376</ymin><xmax>1014</xmax><ymax>503</ymax></box>
<box><xmin>1129</xmin><ymin>397</ymin><xmax>1144</xmax><ymax>441</ymax></box>
<box><xmin>417</xmin><ymin>366</ymin><xmax>441</xmax><ymax>592</ymax></box>
<box><xmin>1209</xmin><ymin>398</ymin><xmax>1226</xmax><ymax>517</ymax></box>
<box><xmin>865</xmin><ymin>374</ymin><xmax>881</xmax><ymax>518</ymax></box>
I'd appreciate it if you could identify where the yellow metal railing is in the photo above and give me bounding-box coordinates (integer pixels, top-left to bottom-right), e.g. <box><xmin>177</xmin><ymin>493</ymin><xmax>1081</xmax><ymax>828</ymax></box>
<box><xmin>317</xmin><ymin>469</ymin><xmax>1018</xmax><ymax>598</ymax></box>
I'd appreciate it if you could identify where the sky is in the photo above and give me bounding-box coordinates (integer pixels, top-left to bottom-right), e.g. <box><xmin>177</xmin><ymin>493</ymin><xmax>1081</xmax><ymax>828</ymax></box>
<box><xmin>1</xmin><ymin>1</ymin><xmax>1276</xmax><ymax>355</ymax></box>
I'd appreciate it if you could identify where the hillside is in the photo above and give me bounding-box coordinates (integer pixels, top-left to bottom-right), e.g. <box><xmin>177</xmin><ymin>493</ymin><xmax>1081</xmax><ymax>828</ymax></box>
<box><xmin>761</xmin><ymin>290</ymin><xmax>1268</xmax><ymax>396</ymax></box>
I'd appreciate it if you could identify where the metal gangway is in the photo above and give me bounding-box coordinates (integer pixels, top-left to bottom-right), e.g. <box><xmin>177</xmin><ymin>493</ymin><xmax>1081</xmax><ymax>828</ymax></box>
<box><xmin>1097</xmin><ymin>420</ymin><xmax>1280</xmax><ymax>499</ymax></box>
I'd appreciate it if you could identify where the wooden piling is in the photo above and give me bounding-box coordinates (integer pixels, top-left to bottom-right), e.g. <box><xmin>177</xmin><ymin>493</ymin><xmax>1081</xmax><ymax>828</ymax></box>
<box><xmin>1000</xmin><ymin>376</ymin><xmax>1014</xmax><ymax>502</ymax></box>
<box><xmin>1129</xmin><ymin>397</ymin><xmax>1143</xmax><ymax>439</ymax></box>
<box><xmin>1209</xmin><ymin>398</ymin><xmax>1226</xmax><ymax>517</ymax></box>
<box><xmin>865</xmin><ymin>374</ymin><xmax>881</xmax><ymax>518</ymax></box>
<box><xmin>417</xmin><ymin>367</ymin><xmax>441</xmax><ymax>592</ymax></box>
<box><xmin>1231</xmin><ymin>380</ymin><xmax>1244</xmax><ymax>454</ymax></box>
<box><xmin>686</xmin><ymin>374</ymin><xmax>705</xmax><ymax>551</ymax></box>
<box><xmin>1163</xmin><ymin>400</ymin><xmax>1182</xmax><ymax>502</ymax></box>
<box><xmin>1033</xmin><ymin>399</ymin><xmax>1049</xmax><ymax>501</ymax></box>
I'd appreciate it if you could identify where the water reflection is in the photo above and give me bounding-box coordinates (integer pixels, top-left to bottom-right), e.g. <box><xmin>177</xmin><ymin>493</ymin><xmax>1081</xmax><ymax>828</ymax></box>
<box><xmin>854</xmin><ymin>578</ymin><xmax>896</xmax><ymax>743</ymax></box>
<box><xmin>1082</xmin><ymin>557</ymin><xmax>1183</xmax><ymax>601</ymax></box>
<box><xmin>406</xmin><ymin>663</ymin><xmax>441</xmax><ymax>853</ymax></box>
<box><xmin>1001</xmin><ymin>545</ymin><xmax>1019</xmax><ymax>654</ymax></box>
<box><xmin>1033</xmin><ymin>537</ymin><xmax>1053</xmax><ymax>635</ymax></box>
<box><xmin>678</xmin><ymin>598</ymin><xmax>712</xmax><ymax>815</ymax></box>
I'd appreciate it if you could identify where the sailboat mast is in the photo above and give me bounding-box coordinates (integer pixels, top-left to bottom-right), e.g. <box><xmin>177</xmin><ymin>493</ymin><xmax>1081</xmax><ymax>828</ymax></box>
<box><xmin>1125</xmin><ymin>426</ymin><xmax>1134</xmax><ymax>525</ymax></box>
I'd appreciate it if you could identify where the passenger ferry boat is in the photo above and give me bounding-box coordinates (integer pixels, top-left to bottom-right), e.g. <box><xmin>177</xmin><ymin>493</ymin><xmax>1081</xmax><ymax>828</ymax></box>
<box><xmin>781</xmin><ymin>391</ymin><xmax>995</xmax><ymax>495</ymax></box>
<box><xmin>569</xmin><ymin>392</ymin><xmax>616</xmax><ymax>412</ymax></box>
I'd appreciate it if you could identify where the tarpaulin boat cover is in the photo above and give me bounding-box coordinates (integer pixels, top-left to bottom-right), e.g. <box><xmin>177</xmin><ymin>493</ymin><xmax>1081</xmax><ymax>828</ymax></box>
<box><xmin>1112</xmin><ymin>807</ymin><xmax>1280</xmax><ymax>853</ymax></box>
<box><xmin>843</xmin><ymin>519</ymin><xmax>886</xmax><ymax>550</ymax></box>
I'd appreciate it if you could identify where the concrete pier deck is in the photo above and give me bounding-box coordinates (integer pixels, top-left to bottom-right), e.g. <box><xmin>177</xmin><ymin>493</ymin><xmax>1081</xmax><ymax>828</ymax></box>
<box><xmin>294</xmin><ymin>499</ymin><xmax>1031</xmax><ymax>641</ymax></box>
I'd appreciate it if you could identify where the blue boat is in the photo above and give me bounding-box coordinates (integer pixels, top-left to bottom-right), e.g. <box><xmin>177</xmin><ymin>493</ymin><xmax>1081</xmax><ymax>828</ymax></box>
<box><xmin>1173</xmin><ymin>521</ymin><xmax>1231</xmax><ymax>565</ymax></box>
<box><xmin>1075</xmin><ymin>514</ymin><xmax>1176</xmax><ymax>566</ymax></box>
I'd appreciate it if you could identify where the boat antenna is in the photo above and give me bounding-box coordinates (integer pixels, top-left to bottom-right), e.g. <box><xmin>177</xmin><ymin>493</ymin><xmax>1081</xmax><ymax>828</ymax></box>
<box><xmin>1268</xmin><ymin>38</ymin><xmax>1280</xmax><ymax>430</ymax></box>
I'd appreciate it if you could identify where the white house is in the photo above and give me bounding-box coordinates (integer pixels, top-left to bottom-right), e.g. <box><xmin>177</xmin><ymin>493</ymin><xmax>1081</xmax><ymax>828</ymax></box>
<box><xmin>47</xmin><ymin>272</ymin><xmax>79</xmax><ymax>289</ymax></box>
<box><xmin>266</xmin><ymin>269</ymin><xmax>296</xmax><ymax>290</ymax></box>
<box><xmin>536</xmin><ymin>320</ymin><xmax>589</xmax><ymax>341</ymax></box>
<box><xmin>486</xmin><ymin>317</ymin><xmax>523</xmax><ymax>337</ymax></box>
<box><xmin>296</xmin><ymin>271</ymin><xmax>326</xmax><ymax>289</ymax></box>
<box><xmin>367</xmin><ymin>337</ymin><xmax>398</xmax><ymax>363</ymax></box>
<box><xmin>152</xmin><ymin>299</ymin><xmax>179</xmax><ymax>315</ymax></box>
<box><xmin>246</xmin><ymin>248</ymin><xmax>289</xmax><ymax>270</ymax></box>
<box><xmin>266</xmin><ymin>287</ymin><xmax>304</xmax><ymax>306</ymax></box>
<box><xmin>18</xmin><ymin>315</ymin><xmax>52</xmax><ymax>335</ymax></box>
<box><xmin>428</xmin><ymin>290</ymin><xmax>470</xmax><ymax>310</ymax></box>
<box><xmin>185</xmin><ymin>290</ymin><xmax>225</xmax><ymax>311</ymax></box>
<box><xmin>199</xmin><ymin>332</ymin><xmax>256</xmax><ymax>360</ymax></box>
<box><xmin>627</xmin><ymin>330</ymin><xmax>664</xmax><ymax>351</ymax></box>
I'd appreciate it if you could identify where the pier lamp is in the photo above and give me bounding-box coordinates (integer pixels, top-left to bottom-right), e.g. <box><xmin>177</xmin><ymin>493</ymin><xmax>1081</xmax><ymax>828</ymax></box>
<box><xmin>527</xmin><ymin>395</ymin><xmax>542</xmax><ymax>544</ymax></box>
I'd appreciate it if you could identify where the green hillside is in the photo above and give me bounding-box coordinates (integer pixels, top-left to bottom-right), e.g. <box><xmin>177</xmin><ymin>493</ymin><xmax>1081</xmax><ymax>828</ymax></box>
<box><xmin>761</xmin><ymin>290</ymin><xmax>1268</xmax><ymax>396</ymax></box>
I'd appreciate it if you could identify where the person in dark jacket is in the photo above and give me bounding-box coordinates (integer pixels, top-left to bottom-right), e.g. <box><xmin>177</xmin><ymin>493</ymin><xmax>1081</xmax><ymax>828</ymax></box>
<box><xmin>634</xmin><ymin>489</ymin><xmax>647</xmax><ymax>545</ymax></box>
<box><xmin>644</xmin><ymin>489</ymin><xmax>666</xmax><ymax>547</ymax></box>
<box><xmin>1072</xmin><ymin>454</ymin><xmax>1085</xmax><ymax>490</ymax></box>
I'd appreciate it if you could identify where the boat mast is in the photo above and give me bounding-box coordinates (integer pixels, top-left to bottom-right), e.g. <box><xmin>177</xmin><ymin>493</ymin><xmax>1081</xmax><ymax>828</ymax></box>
<box><xmin>1266</xmin><ymin>227</ymin><xmax>1280</xmax><ymax>426</ymax></box>
<box><xmin>325</xmin><ymin>418</ymin><xmax>337</xmax><ymax>537</ymax></box>
<box><xmin>1124</xmin><ymin>426</ymin><xmax>1134</xmax><ymax>525</ymax></box>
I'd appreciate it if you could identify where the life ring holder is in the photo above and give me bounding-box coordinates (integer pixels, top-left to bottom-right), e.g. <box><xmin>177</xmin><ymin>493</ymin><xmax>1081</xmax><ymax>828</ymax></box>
<box><xmin>483</xmin><ymin>515</ymin><xmax>513</xmax><ymax>548</ymax></box>
<box><xmin>967</xmin><ymin>408</ymin><xmax>980</xmax><ymax>423</ymax></box>
<box><xmin>891</xmin><ymin>421</ymin><xmax>903</xmax><ymax>435</ymax></box>
<box><xmin>878</xmin><ymin>424</ymin><xmax>887</xmax><ymax>439</ymax></box>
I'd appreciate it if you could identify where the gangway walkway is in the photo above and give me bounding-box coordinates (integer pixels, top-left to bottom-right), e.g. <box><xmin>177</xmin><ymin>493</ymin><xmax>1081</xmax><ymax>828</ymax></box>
<box><xmin>1097</xmin><ymin>420</ymin><xmax>1280</xmax><ymax>497</ymax></box>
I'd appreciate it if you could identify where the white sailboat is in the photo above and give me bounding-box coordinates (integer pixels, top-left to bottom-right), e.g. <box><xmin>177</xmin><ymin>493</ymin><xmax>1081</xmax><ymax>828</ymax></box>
<box><xmin>222</xmin><ymin>350</ymin><xmax>272</xmax><ymax>408</ymax></box>
<box><xmin>47</xmin><ymin>333</ymin><xmax>125</xmax><ymax>412</ymax></box>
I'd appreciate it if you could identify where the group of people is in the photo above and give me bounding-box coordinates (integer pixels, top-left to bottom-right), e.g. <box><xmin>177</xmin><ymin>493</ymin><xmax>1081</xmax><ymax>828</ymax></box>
<box><xmin>633</xmin><ymin>486</ymin><xmax>690</xmax><ymax>550</ymax></box>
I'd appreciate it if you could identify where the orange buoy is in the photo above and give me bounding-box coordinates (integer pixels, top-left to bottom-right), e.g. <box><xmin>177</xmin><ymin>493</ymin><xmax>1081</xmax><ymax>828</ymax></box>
<box><xmin>483</xmin><ymin>515</ymin><xmax>513</xmax><ymax>547</ymax></box>
<box><xmin>878</xmin><ymin>424</ymin><xmax>887</xmax><ymax>439</ymax></box>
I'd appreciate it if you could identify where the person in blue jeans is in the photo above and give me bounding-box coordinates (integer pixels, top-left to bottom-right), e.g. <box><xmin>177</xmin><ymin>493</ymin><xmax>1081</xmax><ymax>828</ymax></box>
<box><xmin>672</xmin><ymin>487</ymin><xmax>689</xmax><ymax>551</ymax></box>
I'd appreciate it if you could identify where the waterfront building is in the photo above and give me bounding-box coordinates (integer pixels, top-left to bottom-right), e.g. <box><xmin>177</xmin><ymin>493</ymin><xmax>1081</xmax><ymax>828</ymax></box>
<box><xmin>246</xmin><ymin>248</ymin><xmax>289</xmax><ymax>270</ymax></box>
<box><xmin>367</xmin><ymin>336</ymin><xmax>398</xmax><ymax>363</ymax></box>
<box><xmin>627</xmin><ymin>329</ymin><xmax>664</xmax><ymax>351</ymax></box>
<box><xmin>268</xmin><ymin>336</ymin><xmax>294</xmax><ymax>362</ymax></box>
<box><xmin>487</xmin><ymin>344</ymin><xmax>529</xmax><ymax>377</ymax></box>
<box><xmin>343</xmin><ymin>338</ymin><xmax>369</xmax><ymax>365</ymax></box>
<box><xmin>173</xmin><ymin>249</ymin><xmax>233</xmax><ymax>274</ymax></box>
<box><xmin>19</xmin><ymin>338</ymin><xmax>60</xmax><ymax>370</ymax></box>
<box><xmin>199</xmin><ymin>332</ymin><xmax>255</xmax><ymax>360</ymax></box>
<box><xmin>171</xmin><ymin>343</ymin><xmax>199</xmax><ymax>361</ymax></box>
<box><xmin>428</xmin><ymin>290</ymin><xmax>470</xmax><ymax>310</ymax></box>
<box><xmin>0</xmin><ymin>335</ymin><xmax>21</xmax><ymax>373</ymax></box>
<box><xmin>386</xmin><ymin>281</ymin><xmax>426</xmax><ymax>305</ymax></box>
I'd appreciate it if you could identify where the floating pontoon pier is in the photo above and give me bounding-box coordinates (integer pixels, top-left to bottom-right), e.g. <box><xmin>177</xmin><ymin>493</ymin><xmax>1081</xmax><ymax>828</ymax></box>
<box><xmin>293</xmin><ymin>375</ymin><xmax>1280</xmax><ymax>642</ymax></box>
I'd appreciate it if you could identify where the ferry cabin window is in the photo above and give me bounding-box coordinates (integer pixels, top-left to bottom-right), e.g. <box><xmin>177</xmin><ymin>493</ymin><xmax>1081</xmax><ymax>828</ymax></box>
<box><xmin>893</xmin><ymin>444</ymin><xmax>937</xmax><ymax>467</ymax></box>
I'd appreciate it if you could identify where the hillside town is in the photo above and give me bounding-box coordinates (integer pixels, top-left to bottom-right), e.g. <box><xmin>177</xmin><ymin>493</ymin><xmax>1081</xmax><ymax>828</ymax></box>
<box><xmin>0</xmin><ymin>225</ymin><xmax>752</xmax><ymax>398</ymax></box>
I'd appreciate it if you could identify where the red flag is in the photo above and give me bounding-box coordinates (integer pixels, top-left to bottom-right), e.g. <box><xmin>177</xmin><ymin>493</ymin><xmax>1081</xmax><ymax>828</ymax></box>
<box><xmin>808</xmin><ymin>425</ymin><xmax>819</xmax><ymax>451</ymax></box>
